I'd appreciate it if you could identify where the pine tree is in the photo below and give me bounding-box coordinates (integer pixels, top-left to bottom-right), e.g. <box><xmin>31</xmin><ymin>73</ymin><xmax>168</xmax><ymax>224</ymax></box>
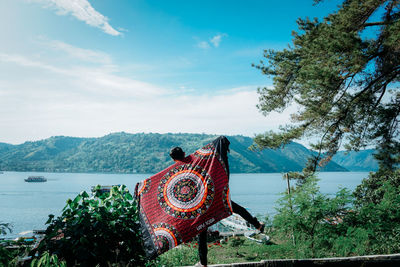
<box><xmin>254</xmin><ymin>0</ymin><xmax>399</xmax><ymax>173</ymax></box>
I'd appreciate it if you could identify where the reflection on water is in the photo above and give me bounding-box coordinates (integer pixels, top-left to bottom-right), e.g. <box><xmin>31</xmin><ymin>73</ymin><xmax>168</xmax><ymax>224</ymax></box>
<box><xmin>0</xmin><ymin>171</ymin><xmax>369</xmax><ymax>238</ymax></box>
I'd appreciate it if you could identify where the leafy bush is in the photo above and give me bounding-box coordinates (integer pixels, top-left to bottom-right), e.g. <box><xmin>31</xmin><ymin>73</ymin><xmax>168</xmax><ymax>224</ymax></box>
<box><xmin>345</xmin><ymin>179</ymin><xmax>400</xmax><ymax>254</ymax></box>
<box><xmin>354</xmin><ymin>169</ymin><xmax>400</xmax><ymax>206</ymax></box>
<box><xmin>30</xmin><ymin>251</ymin><xmax>67</xmax><ymax>267</ymax></box>
<box><xmin>273</xmin><ymin>175</ymin><xmax>353</xmax><ymax>257</ymax></box>
<box><xmin>0</xmin><ymin>222</ymin><xmax>14</xmax><ymax>266</ymax></box>
<box><xmin>272</xmin><ymin>170</ymin><xmax>400</xmax><ymax>258</ymax></box>
<box><xmin>33</xmin><ymin>185</ymin><xmax>146</xmax><ymax>266</ymax></box>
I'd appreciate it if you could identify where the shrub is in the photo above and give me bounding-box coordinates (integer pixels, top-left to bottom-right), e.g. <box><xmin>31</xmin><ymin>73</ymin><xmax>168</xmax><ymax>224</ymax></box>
<box><xmin>32</xmin><ymin>185</ymin><xmax>145</xmax><ymax>266</ymax></box>
<box><xmin>30</xmin><ymin>251</ymin><xmax>67</xmax><ymax>267</ymax></box>
<box><xmin>345</xmin><ymin>179</ymin><xmax>400</xmax><ymax>255</ymax></box>
<box><xmin>273</xmin><ymin>175</ymin><xmax>353</xmax><ymax>257</ymax></box>
<box><xmin>0</xmin><ymin>222</ymin><xmax>14</xmax><ymax>266</ymax></box>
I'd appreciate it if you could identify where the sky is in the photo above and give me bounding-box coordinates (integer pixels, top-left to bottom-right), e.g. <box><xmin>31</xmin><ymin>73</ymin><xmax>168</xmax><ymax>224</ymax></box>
<box><xmin>0</xmin><ymin>0</ymin><xmax>343</xmax><ymax>144</ymax></box>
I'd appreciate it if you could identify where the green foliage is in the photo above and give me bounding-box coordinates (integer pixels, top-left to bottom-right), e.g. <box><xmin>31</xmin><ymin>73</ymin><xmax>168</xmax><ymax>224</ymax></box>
<box><xmin>0</xmin><ymin>239</ymin><xmax>33</xmax><ymax>267</ymax></box>
<box><xmin>150</xmin><ymin>245</ymin><xmax>198</xmax><ymax>267</ymax></box>
<box><xmin>272</xmin><ymin>170</ymin><xmax>400</xmax><ymax>258</ymax></box>
<box><xmin>207</xmin><ymin>238</ymin><xmax>296</xmax><ymax>265</ymax></box>
<box><xmin>253</xmin><ymin>0</ymin><xmax>400</xmax><ymax>171</ymax></box>
<box><xmin>273</xmin><ymin>175</ymin><xmax>353</xmax><ymax>257</ymax></box>
<box><xmin>0</xmin><ymin>246</ymin><xmax>12</xmax><ymax>267</ymax></box>
<box><xmin>229</xmin><ymin>237</ymin><xmax>245</xmax><ymax>247</ymax></box>
<box><xmin>354</xmin><ymin>168</ymin><xmax>400</xmax><ymax>205</ymax></box>
<box><xmin>151</xmin><ymin>237</ymin><xmax>299</xmax><ymax>266</ymax></box>
<box><xmin>0</xmin><ymin>222</ymin><xmax>13</xmax><ymax>266</ymax></box>
<box><xmin>347</xmin><ymin>177</ymin><xmax>400</xmax><ymax>254</ymax></box>
<box><xmin>33</xmin><ymin>185</ymin><xmax>145</xmax><ymax>266</ymax></box>
<box><xmin>30</xmin><ymin>251</ymin><xmax>66</xmax><ymax>267</ymax></box>
<box><xmin>328</xmin><ymin>227</ymin><xmax>370</xmax><ymax>257</ymax></box>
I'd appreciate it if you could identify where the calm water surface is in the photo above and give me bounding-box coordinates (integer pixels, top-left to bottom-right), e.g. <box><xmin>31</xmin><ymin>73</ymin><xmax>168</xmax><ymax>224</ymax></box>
<box><xmin>0</xmin><ymin>171</ymin><xmax>369</xmax><ymax>238</ymax></box>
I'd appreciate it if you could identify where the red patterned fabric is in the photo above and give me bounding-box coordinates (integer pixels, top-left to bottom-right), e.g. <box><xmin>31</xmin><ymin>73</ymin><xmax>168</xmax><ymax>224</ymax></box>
<box><xmin>136</xmin><ymin>137</ymin><xmax>232</xmax><ymax>259</ymax></box>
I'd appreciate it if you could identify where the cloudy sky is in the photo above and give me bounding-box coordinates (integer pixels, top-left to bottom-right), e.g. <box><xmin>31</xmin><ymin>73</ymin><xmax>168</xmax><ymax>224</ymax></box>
<box><xmin>0</xmin><ymin>0</ymin><xmax>341</xmax><ymax>144</ymax></box>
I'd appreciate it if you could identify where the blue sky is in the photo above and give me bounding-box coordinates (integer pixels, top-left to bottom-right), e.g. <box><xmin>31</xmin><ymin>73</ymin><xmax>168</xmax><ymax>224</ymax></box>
<box><xmin>0</xmin><ymin>0</ymin><xmax>342</xmax><ymax>144</ymax></box>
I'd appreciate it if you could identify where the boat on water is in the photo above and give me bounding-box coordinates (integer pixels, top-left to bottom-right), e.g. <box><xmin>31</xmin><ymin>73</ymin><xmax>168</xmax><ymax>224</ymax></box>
<box><xmin>24</xmin><ymin>176</ymin><xmax>47</xmax><ymax>182</ymax></box>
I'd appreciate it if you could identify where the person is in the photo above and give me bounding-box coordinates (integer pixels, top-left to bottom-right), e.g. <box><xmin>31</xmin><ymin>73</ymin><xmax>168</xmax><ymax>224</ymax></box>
<box><xmin>169</xmin><ymin>146</ymin><xmax>265</xmax><ymax>267</ymax></box>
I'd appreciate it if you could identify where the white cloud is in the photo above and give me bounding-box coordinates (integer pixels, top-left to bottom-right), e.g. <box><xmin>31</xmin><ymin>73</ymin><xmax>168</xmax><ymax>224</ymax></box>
<box><xmin>197</xmin><ymin>41</ymin><xmax>210</xmax><ymax>49</ymax></box>
<box><xmin>32</xmin><ymin>0</ymin><xmax>121</xmax><ymax>36</ymax></box>
<box><xmin>46</xmin><ymin>40</ymin><xmax>113</xmax><ymax>64</ymax></box>
<box><xmin>210</xmin><ymin>33</ymin><xmax>227</xmax><ymax>47</ymax></box>
<box><xmin>0</xmin><ymin>53</ymin><xmax>66</xmax><ymax>74</ymax></box>
<box><xmin>196</xmin><ymin>33</ymin><xmax>227</xmax><ymax>49</ymax></box>
<box><xmin>0</xmin><ymin>41</ymin><xmax>293</xmax><ymax>144</ymax></box>
<box><xmin>0</xmin><ymin>52</ymin><xmax>165</xmax><ymax>99</ymax></box>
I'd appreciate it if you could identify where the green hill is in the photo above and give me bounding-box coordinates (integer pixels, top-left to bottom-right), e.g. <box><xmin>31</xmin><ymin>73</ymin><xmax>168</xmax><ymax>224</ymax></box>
<box><xmin>332</xmin><ymin>149</ymin><xmax>378</xmax><ymax>171</ymax></box>
<box><xmin>0</xmin><ymin>133</ymin><xmax>347</xmax><ymax>173</ymax></box>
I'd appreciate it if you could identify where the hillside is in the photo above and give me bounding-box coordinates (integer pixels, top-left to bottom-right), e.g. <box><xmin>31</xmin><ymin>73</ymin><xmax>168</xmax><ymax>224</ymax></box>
<box><xmin>0</xmin><ymin>133</ymin><xmax>347</xmax><ymax>173</ymax></box>
<box><xmin>332</xmin><ymin>149</ymin><xmax>378</xmax><ymax>171</ymax></box>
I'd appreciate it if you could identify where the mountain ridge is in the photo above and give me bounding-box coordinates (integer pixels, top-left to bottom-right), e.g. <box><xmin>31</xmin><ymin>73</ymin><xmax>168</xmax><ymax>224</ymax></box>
<box><xmin>332</xmin><ymin>149</ymin><xmax>378</xmax><ymax>172</ymax></box>
<box><xmin>0</xmin><ymin>132</ymin><xmax>356</xmax><ymax>173</ymax></box>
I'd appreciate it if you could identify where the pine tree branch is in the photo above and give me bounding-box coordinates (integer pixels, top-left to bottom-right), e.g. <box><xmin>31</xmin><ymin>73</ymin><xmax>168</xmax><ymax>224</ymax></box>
<box><xmin>363</xmin><ymin>21</ymin><xmax>392</xmax><ymax>27</ymax></box>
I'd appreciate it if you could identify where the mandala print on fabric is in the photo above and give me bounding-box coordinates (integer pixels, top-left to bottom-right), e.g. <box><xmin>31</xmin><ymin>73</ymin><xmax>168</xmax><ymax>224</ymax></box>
<box><xmin>194</xmin><ymin>143</ymin><xmax>215</xmax><ymax>160</ymax></box>
<box><xmin>194</xmin><ymin>143</ymin><xmax>228</xmax><ymax>175</ymax></box>
<box><xmin>222</xmin><ymin>185</ymin><xmax>233</xmax><ymax>214</ymax></box>
<box><xmin>137</xmin><ymin>178</ymin><xmax>151</xmax><ymax>196</ymax></box>
<box><xmin>152</xmin><ymin>223</ymin><xmax>182</xmax><ymax>254</ymax></box>
<box><xmin>158</xmin><ymin>164</ymin><xmax>214</xmax><ymax>219</ymax></box>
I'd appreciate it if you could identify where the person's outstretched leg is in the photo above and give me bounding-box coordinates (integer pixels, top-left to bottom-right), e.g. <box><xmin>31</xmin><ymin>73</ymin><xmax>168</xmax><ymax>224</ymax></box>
<box><xmin>231</xmin><ymin>200</ymin><xmax>263</xmax><ymax>231</ymax></box>
<box><xmin>198</xmin><ymin>229</ymin><xmax>208</xmax><ymax>266</ymax></box>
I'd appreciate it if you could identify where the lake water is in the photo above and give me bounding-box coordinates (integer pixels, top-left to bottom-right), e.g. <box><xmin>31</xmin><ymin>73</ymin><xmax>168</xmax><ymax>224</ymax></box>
<box><xmin>0</xmin><ymin>171</ymin><xmax>370</xmax><ymax>238</ymax></box>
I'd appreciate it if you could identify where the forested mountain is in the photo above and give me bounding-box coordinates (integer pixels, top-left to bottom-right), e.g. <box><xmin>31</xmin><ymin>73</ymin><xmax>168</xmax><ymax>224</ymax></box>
<box><xmin>0</xmin><ymin>142</ymin><xmax>13</xmax><ymax>152</ymax></box>
<box><xmin>0</xmin><ymin>132</ymin><xmax>348</xmax><ymax>173</ymax></box>
<box><xmin>332</xmin><ymin>150</ymin><xmax>378</xmax><ymax>171</ymax></box>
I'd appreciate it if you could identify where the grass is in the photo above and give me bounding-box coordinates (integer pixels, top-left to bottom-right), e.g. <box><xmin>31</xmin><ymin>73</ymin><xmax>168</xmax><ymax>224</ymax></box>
<box><xmin>150</xmin><ymin>235</ymin><xmax>297</xmax><ymax>267</ymax></box>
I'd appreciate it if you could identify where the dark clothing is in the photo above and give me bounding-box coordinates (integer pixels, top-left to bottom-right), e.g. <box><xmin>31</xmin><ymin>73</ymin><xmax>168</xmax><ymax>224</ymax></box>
<box><xmin>231</xmin><ymin>201</ymin><xmax>261</xmax><ymax>229</ymax></box>
<box><xmin>212</xmin><ymin>136</ymin><xmax>230</xmax><ymax>177</ymax></box>
<box><xmin>198</xmin><ymin>229</ymin><xmax>208</xmax><ymax>265</ymax></box>
<box><xmin>198</xmin><ymin>200</ymin><xmax>261</xmax><ymax>265</ymax></box>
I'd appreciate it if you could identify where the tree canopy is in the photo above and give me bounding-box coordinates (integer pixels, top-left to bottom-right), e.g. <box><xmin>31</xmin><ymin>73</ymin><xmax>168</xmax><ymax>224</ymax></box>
<box><xmin>254</xmin><ymin>0</ymin><xmax>399</xmax><ymax>172</ymax></box>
